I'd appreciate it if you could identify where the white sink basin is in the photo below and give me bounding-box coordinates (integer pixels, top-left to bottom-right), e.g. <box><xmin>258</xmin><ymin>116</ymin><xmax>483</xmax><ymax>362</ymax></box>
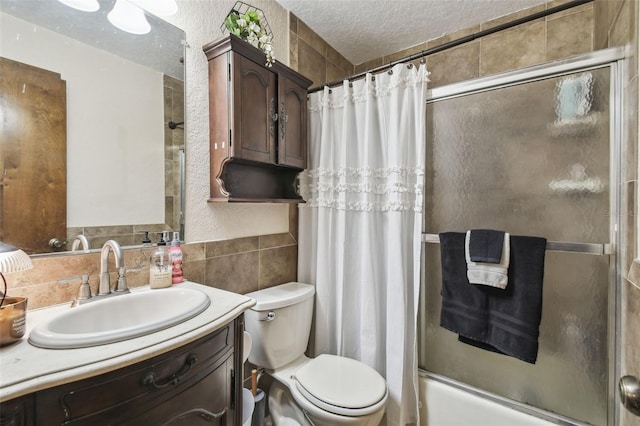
<box><xmin>28</xmin><ymin>287</ymin><xmax>211</xmax><ymax>349</ymax></box>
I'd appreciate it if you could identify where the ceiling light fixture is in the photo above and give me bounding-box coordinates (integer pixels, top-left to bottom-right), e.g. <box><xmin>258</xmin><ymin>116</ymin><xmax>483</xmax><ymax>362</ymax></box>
<box><xmin>129</xmin><ymin>0</ymin><xmax>178</xmax><ymax>17</ymax></box>
<box><xmin>56</xmin><ymin>0</ymin><xmax>100</xmax><ymax>12</ymax></box>
<box><xmin>107</xmin><ymin>0</ymin><xmax>151</xmax><ymax>35</ymax></box>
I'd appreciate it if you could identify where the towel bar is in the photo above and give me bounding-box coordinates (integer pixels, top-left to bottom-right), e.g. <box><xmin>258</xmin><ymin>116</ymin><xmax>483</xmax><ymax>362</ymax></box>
<box><xmin>421</xmin><ymin>233</ymin><xmax>612</xmax><ymax>255</ymax></box>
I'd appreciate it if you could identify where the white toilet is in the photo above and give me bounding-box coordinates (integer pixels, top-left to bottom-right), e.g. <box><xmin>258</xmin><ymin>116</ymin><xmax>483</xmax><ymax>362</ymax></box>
<box><xmin>244</xmin><ymin>282</ymin><xmax>388</xmax><ymax>426</ymax></box>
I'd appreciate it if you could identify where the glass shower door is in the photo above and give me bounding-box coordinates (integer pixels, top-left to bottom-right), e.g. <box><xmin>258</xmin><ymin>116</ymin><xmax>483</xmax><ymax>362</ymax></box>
<box><xmin>420</xmin><ymin>62</ymin><xmax>618</xmax><ymax>425</ymax></box>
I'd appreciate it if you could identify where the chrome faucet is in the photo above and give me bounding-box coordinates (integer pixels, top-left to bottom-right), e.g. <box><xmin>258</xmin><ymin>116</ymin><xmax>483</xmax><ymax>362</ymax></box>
<box><xmin>71</xmin><ymin>234</ymin><xmax>90</xmax><ymax>252</ymax></box>
<box><xmin>98</xmin><ymin>240</ymin><xmax>129</xmax><ymax>296</ymax></box>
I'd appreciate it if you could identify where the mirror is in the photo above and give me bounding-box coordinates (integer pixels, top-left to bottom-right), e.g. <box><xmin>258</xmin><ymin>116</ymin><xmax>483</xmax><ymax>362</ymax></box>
<box><xmin>0</xmin><ymin>0</ymin><xmax>185</xmax><ymax>255</ymax></box>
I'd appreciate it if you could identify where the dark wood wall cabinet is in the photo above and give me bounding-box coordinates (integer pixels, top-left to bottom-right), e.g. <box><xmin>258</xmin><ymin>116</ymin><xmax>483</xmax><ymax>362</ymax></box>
<box><xmin>203</xmin><ymin>35</ymin><xmax>312</xmax><ymax>203</ymax></box>
<box><xmin>0</xmin><ymin>318</ymin><xmax>244</xmax><ymax>426</ymax></box>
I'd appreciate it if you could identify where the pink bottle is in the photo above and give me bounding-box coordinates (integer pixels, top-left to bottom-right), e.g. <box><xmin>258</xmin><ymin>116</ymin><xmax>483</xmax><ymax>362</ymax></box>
<box><xmin>169</xmin><ymin>232</ymin><xmax>184</xmax><ymax>284</ymax></box>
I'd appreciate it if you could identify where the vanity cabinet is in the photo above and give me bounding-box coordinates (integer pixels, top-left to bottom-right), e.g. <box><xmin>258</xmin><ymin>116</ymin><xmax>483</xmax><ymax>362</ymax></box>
<box><xmin>0</xmin><ymin>318</ymin><xmax>244</xmax><ymax>426</ymax></box>
<box><xmin>203</xmin><ymin>35</ymin><xmax>312</xmax><ymax>202</ymax></box>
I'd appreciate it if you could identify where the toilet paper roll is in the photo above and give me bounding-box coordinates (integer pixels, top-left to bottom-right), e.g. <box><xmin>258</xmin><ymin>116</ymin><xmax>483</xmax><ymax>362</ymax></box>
<box><xmin>243</xmin><ymin>331</ymin><xmax>252</xmax><ymax>363</ymax></box>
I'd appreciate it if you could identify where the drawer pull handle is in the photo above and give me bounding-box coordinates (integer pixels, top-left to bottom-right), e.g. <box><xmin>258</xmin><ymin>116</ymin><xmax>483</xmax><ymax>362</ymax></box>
<box><xmin>142</xmin><ymin>353</ymin><xmax>198</xmax><ymax>389</ymax></box>
<box><xmin>280</xmin><ymin>102</ymin><xmax>288</xmax><ymax>139</ymax></box>
<box><xmin>160</xmin><ymin>408</ymin><xmax>226</xmax><ymax>425</ymax></box>
<box><xmin>270</xmin><ymin>97</ymin><xmax>277</xmax><ymax>138</ymax></box>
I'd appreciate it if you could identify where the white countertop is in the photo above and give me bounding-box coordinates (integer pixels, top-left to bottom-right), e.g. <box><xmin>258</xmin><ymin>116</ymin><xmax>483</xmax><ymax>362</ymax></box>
<box><xmin>0</xmin><ymin>281</ymin><xmax>256</xmax><ymax>402</ymax></box>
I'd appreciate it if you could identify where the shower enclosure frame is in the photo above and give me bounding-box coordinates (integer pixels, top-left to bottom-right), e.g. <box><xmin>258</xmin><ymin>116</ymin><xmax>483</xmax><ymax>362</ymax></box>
<box><xmin>419</xmin><ymin>46</ymin><xmax>626</xmax><ymax>426</ymax></box>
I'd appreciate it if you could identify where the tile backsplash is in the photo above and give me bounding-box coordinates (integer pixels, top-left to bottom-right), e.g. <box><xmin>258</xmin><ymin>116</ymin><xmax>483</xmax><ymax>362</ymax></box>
<box><xmin>7</xmin><ymin>228</ymin><xmax>298</xmax><ymax>310</ymax></box>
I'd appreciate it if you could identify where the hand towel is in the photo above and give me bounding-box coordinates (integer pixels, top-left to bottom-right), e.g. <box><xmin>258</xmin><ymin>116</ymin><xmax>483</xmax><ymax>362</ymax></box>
<box><xmin>468</xmin><ymin>229</ymin><xmax>506</xmax><ymax>263</ymax></box>
<box><xmin>439</xmin><ymin>232</ymin><xmax>547</xmax><ymax>364</ymax></box>
<box><xmin>465</xmin><ymin>230</ymin><xmax>510</xmax><ymax>289</ymax></box>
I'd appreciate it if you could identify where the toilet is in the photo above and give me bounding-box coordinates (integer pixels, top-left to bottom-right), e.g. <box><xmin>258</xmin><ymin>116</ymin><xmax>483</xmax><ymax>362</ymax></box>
<box><xmin>244</xmin><ymin>282</ymin><xmax>388</xmax><ymax>426</ymax></box>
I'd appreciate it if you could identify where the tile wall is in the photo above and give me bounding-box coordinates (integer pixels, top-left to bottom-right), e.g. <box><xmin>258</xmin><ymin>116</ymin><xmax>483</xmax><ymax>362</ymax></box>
<box><xmin>9</xmin><ymin>206</ymin><xmax>298</xmax><ymax>310</ymax></box>
<box><xmin>288</xmin><ymin>13</ymin><xmax>354</xmax><ymax>88</ymax></box>
<box><xmin>603</xmin><ymin>0</ymin><xmax>640</xmax><ymax>423</ymax></box>
<box><xmin>356</xmin><ymin>1</ymin><xmax>596</xmax><ymax>88</ymax></box>
<box><xmin>66</xmin><ymin>223</ymin><xmax>171</xmax><ymax>250</ymax></box>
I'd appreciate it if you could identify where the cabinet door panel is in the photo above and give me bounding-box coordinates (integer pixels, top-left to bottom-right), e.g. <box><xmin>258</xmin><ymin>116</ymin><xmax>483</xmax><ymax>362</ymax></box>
<box><xmin>0</xmin><ymin>394</ymin><xmax>34</xmax><ymax>426</ymax></box>
<box><xmin>233</xmin><ymin>53</ymin><xmax>276</xmax><ymax>164</ymax></box>
<box><xmin>122</xmin><ymin>357</ymin><xmax>232</xmax><ymax>426</ymax></box>
<box><xmin>278</xmin><ymin>76</ymin><xmax>307</xmax><ymax>169</ymax></box>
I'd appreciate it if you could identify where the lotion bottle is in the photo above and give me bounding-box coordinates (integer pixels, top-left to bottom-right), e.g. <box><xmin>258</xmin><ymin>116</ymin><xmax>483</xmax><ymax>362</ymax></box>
<box><xmin>149</xmin><ymin>245</ymin><xmax>172</xmax><ymax>288</ymax></box>
<box><xmin>169</xmin><ymin>231</ymin><xmax>184</xmax><ymax>284</ymax></box>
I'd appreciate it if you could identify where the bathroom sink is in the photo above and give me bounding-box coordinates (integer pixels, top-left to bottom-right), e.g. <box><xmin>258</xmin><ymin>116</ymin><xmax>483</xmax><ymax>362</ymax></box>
<box><xmin>28</xmin><ymin>287</ymin><xmax>211</xmax><ymax>349</ymax></box>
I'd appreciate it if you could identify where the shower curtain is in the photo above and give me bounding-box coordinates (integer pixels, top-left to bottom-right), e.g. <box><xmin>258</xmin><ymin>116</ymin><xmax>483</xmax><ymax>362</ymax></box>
<box><xmin>298</xmin><ymin>62</ymin><xmax>428</xmax><ymax>425</ymax></box>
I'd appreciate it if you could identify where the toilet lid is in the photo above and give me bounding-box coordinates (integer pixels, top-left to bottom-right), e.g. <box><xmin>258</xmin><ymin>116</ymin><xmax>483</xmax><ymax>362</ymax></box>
<box><xmin>294</xmin><ymin>354</ymin><xmax>387</xmax><ymax>414</ymax></box>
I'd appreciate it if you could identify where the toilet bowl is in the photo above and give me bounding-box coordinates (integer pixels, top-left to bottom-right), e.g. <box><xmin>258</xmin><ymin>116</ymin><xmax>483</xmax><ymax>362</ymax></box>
<box><xmin>244</xmin><ymin>282</ymin><xmax>387</xmax><ymax>426</ymax></box>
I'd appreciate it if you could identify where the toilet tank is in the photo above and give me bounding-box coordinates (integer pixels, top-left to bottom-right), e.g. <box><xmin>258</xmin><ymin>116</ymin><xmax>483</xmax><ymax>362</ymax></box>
<box><xmin>245</xmin><ymin>282</ymin><xmax>315</xmax><ymax>369</ymax></box>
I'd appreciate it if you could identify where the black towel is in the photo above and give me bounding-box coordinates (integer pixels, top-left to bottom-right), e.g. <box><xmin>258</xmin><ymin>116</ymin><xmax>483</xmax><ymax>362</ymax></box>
<box><xmin>439</xmin><ymin>232</ymin><xmax>547</xmax><ymax>364</ymax></box>
<box><xmin>468</xmin><ymin>229</ymin><xmax>505</xmax><ymax>263</ymax></box>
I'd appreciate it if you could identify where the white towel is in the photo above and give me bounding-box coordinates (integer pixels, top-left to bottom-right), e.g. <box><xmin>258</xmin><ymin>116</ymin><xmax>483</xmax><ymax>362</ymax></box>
<box><xmin>465</xmin><ymin>231</ymin><xmax>510</xmax><ymax>289</ymax></box>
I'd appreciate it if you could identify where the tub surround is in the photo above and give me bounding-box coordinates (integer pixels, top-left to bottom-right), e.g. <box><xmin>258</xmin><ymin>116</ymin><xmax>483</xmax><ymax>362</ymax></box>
<box><xmin>0</xmin><ymin>281</ymin><xmax>255</xmax><ymax>402</ymax></box>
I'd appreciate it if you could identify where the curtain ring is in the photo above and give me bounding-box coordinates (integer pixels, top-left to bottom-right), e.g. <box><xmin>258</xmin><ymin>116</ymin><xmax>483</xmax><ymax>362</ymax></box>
<box><xmin>349</xmin><ymin>81</ymin><xmax>353</xmax><ymax>88</ymax></box>
<box><xmin>388</xmin><ymin>69</ymin><xmax>393</xmax><ymax>75</ymax></box>
<box><xmin>420</xmin><ymin>58</ymin><xmax>426</xmax><ymax>64</ymax></box>
<box><xmin>329</xmin><ymin>88</ymin><xmax>332</xmax><ymax>94</ymax></box>
<box><xmin>407</xmin><ymin>63</ymin><xmax>414</xmax><ymax>69</ymax></box>
<box><xmin>371</xmin><ymin>75</ymin><xmax>376</xmax><ymax>81</ymax></box>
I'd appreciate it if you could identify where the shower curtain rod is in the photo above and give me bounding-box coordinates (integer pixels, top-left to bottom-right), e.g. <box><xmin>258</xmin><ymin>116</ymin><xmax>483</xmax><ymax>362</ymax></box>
<box><xmin>308</xmin><ymin>0</ymin><xmax>594</xmax><ymax>93</ymax></box>
<box><xmin>422</xmin><ymin>234</ymin><xmax>611</xmax><ymax>255</ymax></box>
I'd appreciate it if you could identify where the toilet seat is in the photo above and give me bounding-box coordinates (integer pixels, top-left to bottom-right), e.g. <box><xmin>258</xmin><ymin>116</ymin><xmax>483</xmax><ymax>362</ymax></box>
<box><xmin>293</xmin><ymin>354</ymin><xmax>387</xmax><ymax>417</ymax></box>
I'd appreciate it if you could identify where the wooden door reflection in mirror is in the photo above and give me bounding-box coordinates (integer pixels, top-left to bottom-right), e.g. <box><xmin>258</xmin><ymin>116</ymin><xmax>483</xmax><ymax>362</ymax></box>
<box><xmin>0</xmin><ymin>57</ymin><xmax>67</xmax><ymax>254</ymax></box>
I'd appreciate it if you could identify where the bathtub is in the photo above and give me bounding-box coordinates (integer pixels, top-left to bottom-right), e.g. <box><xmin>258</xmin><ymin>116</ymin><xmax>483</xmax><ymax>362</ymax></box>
<box><xmin>419</xmin><ymin>374</ymin><xmax>567</xmax><ymax>426</ymax></box>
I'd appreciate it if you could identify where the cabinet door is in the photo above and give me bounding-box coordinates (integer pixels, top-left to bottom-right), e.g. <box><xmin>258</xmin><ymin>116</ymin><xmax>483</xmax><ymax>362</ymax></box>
<box><xmin>0</xmin><ymin>394</ymin><xmax>34</xmax><ymax>426</ymax></box>
<box><xmin>232</xmin><ymin>53</ymin><xmax>277</xmax><ymax>164</ymax></box>
<box><xmin>122</xmin><ymin>356</ymin><xmax>232</xmax><ymax>426</ymax></box>
<box><xmin>278</xmin><ymin>75</ymin><xmax>308</xmax><ymax>169</ymax></box>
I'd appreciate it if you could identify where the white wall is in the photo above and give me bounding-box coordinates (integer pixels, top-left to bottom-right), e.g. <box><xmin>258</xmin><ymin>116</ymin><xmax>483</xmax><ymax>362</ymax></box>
<box><xmin>0</xmin><ymin>13</ymin><xmax>165</xmax><ymax>227</ymax></box>
<box><xmin>163</xmin><ymin>0</ymin><xmax>290</xmax><ymax>242</ymax></box>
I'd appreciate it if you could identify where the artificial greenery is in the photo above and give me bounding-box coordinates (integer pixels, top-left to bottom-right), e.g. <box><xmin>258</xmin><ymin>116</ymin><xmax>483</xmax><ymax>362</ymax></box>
<box><xmin>224</xmin><ymin>10</ymin><xmax>274</xmax><ymax>66</ymax></box>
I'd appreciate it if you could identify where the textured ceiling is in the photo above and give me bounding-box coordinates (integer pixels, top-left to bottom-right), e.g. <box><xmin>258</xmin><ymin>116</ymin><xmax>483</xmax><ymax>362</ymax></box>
<box><xmin>274</xmin><ymin>0</ymin><xmax>549</xmax><ymax>65</ymax></box>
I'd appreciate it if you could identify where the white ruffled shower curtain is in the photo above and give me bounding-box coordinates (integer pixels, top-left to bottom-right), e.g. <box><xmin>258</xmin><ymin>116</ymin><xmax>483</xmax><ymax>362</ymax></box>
<box><xmin>298</xmin><ymin>63</ymin><xmax>428</xmax><ymax>425</ymax></box>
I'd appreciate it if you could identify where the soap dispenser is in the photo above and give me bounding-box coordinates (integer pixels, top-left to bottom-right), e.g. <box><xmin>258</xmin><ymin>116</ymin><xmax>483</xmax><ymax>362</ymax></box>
<box><xmin>156</xmin><ymin>232</ymin><xmax>167</xmax><ymax>246</ymax></box>
<box><xmin>149</xmin><ymin>245</ymin><xmax>171</xmax><ymax>289</ymax></box>
<box><xmin>169</xmin><ymin>232</ymin><xmax>184</xmax><ymax>284</ymax></box>
<box><xmin>139</xmin><ymin>231</ymin><xmax>152</xmax><ymax>246</ymax></box>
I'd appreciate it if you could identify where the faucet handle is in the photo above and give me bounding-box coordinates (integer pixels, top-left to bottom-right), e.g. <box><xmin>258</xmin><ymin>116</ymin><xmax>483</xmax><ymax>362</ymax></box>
<box><xmin>114</xmin><ymin>267</ymin><xmax>129</xmax><ymax>293</ymax></box>
<box><xmin>78</xmin><ymin>275</ymin><xmax>92</xmax><ymax>299</ymax></box>
<box><xmin>71</xmin><ymin>275</ymin><xmax>92</xmax><ymax>307</ymax></box>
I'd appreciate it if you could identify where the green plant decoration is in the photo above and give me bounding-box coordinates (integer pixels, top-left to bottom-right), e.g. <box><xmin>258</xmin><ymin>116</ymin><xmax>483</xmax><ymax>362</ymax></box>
<box><xmin>224</xmin><ymin>9</ymin><xmax>274</xmax><ymax>67</ymax></box>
